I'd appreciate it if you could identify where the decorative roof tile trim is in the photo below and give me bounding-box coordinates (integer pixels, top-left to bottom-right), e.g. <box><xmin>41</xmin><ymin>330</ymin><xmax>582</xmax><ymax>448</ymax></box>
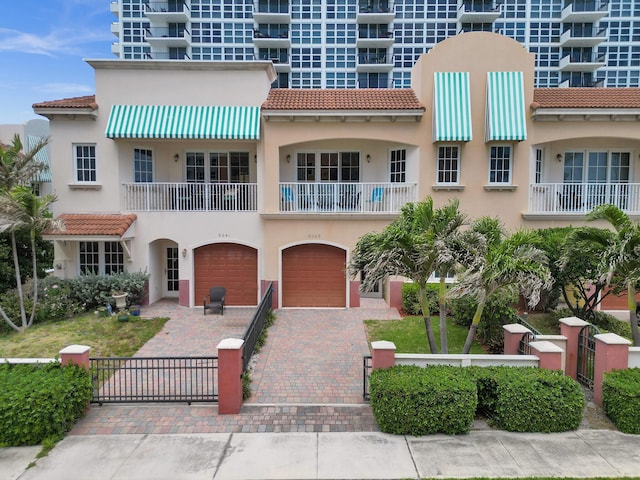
<box><xmin>44</xmin><ymin>213</ymin><xmax>137</xmax><ymax>237</ymax></box>
<box><xmin>532</xmin><ymin>88</ymin><xmax>640</xmax><ymax>109</ymax></box>
<box><xmin>262</xmin><ymin>89</ymin><xmax>425</xmax><ymax>111</ymax></box>
<box><xmin>32</xmin><ymin>95</ymin><xmax>98</xmax><ymax>110</ymax></box>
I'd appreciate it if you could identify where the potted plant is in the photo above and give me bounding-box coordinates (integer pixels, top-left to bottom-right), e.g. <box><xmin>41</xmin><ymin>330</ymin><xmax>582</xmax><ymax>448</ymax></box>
<box><xmin>130</xmin><ymin>305</ymin><xmax>141</xmax><ymax>316</ymax></box>
<box><xmin>97</xmin><ymin>306</ymin><xmax>109</xmax><ymax>318</ymax></box>
<box><xmin>111</xmin><ymin>291</ymin><xmax>128</xmax><ymax>310</ymax></box>
<box><xmin>117</xmin><ymin>309</ymin><xmax>130</xmax><ymax>322</ymax></box>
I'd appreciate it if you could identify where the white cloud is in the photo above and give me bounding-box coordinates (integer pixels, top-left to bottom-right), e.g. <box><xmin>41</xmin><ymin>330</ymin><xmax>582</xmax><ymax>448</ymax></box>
<box><xmin>0</xmin><ymin>27</ymin><xmax>111</xmax><ymax>57</ymax></box>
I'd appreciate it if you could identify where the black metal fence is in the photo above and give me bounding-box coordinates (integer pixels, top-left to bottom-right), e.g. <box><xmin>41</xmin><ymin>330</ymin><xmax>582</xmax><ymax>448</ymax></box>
<box><xmin>577</xmin><ymin>323</ymin><xmax>600</xmax><ymax>391</ymax></box>
<box><xmin>518</xmin><ymin>331</ymin><xmax>536</xmax><ymax>355</ymax></box>
<box><xmin>242</xmin><ymin>282</ymin><xmax>274</xmax><ymax>372</ymax></box>
<box><xmin>90</xmin><ymin>356</ymin><xmax>218</xmax><ymax>404</ymax></box>
<box><xmin>363</xmin><ymin>355</ymin><xmax>372</xmax><ymax>400</ymax></box>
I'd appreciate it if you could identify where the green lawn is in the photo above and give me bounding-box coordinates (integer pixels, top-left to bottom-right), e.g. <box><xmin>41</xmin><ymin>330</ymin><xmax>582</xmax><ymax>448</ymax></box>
<box><xmin>365</xmin><ymin>316</ymin><xmax>486</xmax><ymax>354</ymax></box>
<box><xmin>523</xmin><ymin>312</ymin><xmax>561</xmax><ymax>334</ymax></box>
<box><xmin>0</xmin><ymin>313</ymin><xmax>169</xmax><ymax>358</ymax></box>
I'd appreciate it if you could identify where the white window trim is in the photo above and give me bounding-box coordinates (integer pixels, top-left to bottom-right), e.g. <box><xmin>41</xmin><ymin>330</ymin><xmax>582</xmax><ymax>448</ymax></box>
<box><xmin>436</xmin><ymin>144</ymin><xmax>461</xmax><ymax>186</ymax></box>
<box><xmin>78</xmin><ymin>241</ymin><xmax>125</xmax><ymax>276</ymax></box>
<box><xmin>72</xmin><ymin>143</ymin><xmax>98</xmax><ymax>185</ymax></box>
<box><xmin>487</xmin><ymin>144</ymin><xmax>513</xmax><ymax>186</ymax></box>
<box><xmin>133</xmin><ymin>147</ymin><xmax>154</xmax><ymax>183</ymax></box>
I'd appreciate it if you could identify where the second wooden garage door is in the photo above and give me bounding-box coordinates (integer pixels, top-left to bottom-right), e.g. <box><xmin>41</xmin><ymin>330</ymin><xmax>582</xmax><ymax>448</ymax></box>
<box><xmin>194</xmin><ymin>243</ymin><xmax>258</xmax><ymax>306</ymax></box>
<box><xmin>282</xmin><ymin>244</ymin><xmax>346</xmax><ymax>307</ymax></box>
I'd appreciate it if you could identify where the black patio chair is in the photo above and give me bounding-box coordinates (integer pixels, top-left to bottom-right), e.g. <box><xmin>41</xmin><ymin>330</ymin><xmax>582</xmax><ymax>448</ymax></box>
<box><xmin>204</xmin><ymin>286</ymin><xmax>226</xmax><ymax>315</ymax></box>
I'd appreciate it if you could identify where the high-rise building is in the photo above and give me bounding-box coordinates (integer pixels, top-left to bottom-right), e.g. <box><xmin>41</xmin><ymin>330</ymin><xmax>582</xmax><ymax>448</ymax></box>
<box><xmin>110</xmin><ymin>0</ymin><xmax>638</xmax><ymax>88</ymax></box>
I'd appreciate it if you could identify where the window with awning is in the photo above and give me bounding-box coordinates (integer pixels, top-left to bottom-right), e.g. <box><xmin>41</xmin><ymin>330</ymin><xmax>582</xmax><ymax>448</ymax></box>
<box><xmin>432</xmin><ymin>72</ymin><xmax>472</xmax><ymax>142</ymax></box>
<box><xmin>104</xmin><ymin>105</ymin><xmax>261</xmax><ymax>140</ymax></box>
<box><xmin>485</xmin><ymin>71</ymin><xmax>527</xmax><ymax>142</ymax></box>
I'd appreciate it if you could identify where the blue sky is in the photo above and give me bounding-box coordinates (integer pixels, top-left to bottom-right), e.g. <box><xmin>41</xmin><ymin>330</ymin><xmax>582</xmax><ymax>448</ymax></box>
<box><xmin>0</xmin><ymin>0</ymin><xmax>114</xmax><ymax>124</ymax></box>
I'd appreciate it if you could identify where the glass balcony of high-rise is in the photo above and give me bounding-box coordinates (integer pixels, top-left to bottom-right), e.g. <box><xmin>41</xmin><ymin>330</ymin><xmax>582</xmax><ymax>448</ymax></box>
<box><xmin>357</xmin><ymin>1</ymin><xmax>395</xmax><ymax>23</ymax></box>
<box><xmin>253</xmin><ymin>0</ymin><xmax>291</xmax><ymax>23</ymax></box>
<box><xmin>561</xmin><ymin>1</ymin><xmax>609</xmax><ymax>23</ymax></box>
<box><xmin>457</xmin><ymin>0</ymin><xmax>501</xmax><ymax>23</ymax></box>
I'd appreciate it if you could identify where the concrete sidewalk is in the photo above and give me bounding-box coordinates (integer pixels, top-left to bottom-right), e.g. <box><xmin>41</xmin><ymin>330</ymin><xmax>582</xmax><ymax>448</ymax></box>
<box><xmin>5</xmin><ymin>429</ymin><xmax>640</xmax><ymax>479</ymax></box>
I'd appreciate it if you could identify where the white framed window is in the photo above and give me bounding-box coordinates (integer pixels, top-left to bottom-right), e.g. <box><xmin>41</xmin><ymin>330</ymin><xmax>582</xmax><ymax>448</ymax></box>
<box><xmin>390</xmin><ymin>149</ymin><xmax>406</xmax><ymax>183</ymax></box>
<box><xmin>535</xmin><ymin>149</ymin><xmax>543</xmax><ymax>184</ymax></box>
<box><xmin>79</xmin><ymin>241</ymin><xmax>124</xmax><ymax>276</ymax></box>
<box><xmin>74</xmin><ymin>144</ymin><xmax>96</xmax><ymax>183</ymax></box>
<box><xmin>489</xmin><ymin>145</ymin><xmax>512</xmax><ymax>184</ymax></box>
<box><xmin>185</xmin><ymin>151</ymin><xmax>250</xmax><ymax>183</ymax></box>
<box><xmin>437</xmin><ymin>146</ymin><xmax>460</xmax><ymax>184</ymax></box>
<box><xmin>134</xmin><ymin>148</ymin><xmax>153</xmax><ymax>183</ymax></box>
<box><xmin>296</xmin><ymin>152</ymin><xmax>360</xmax><ymax>182</ymax></box>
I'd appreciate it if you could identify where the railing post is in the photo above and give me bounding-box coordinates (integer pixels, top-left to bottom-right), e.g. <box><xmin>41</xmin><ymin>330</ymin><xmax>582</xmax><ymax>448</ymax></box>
<box><xmin>529</xmin><ymin>340</ymin><xmax>563</xmax><ymax>371</ymax></box>
<box><xmin>503</xmin><ymin>324</ymin><xmax>531</xmax><ymax>355</ymax></box>
<box><xmin>217</xmin><ymin>338</ymin><xmax>244</xmax><ymax>414</ymax></box>
<box><xmin>59</xmin><ymin>345</ymin><xmax>91</xmax><ymax>370</ymax></box>
<box><xmin>371</xmin><ymin>340</ymin><xmax>396</xmax><ymax>370</ymax></box>
<box><xmin>593</xmin><ymin>333</ymin><xmax>631</xmax><ymax>407</ymax></box>
<box><xmin>559</xmin><ymin>316</ymin><xmax>589</xmax><ymax>380</ymax></box>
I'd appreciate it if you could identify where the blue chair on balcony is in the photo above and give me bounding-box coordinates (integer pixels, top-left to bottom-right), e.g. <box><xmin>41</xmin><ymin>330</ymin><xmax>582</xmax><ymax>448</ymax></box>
<box><xmin>281</xmin><ymin>187</ymin><xmax>295</xmax><ymax>211</ymax></box>
<box><xmin>369</xmin><ymin>187</ymin><xmax>385</xmax><ymax>210</ymax></box>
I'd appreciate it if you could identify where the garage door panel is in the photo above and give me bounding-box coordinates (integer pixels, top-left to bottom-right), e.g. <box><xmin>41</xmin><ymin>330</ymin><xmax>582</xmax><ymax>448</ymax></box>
<box><xmin>282</xmin><ymin>244</ymin><xmax>346</xmax><ymax>307</ymax></box>
<box><xmin>194</xmin><ymin>243</ymin><xmax>258</xmax><ymax>306</ymax></box>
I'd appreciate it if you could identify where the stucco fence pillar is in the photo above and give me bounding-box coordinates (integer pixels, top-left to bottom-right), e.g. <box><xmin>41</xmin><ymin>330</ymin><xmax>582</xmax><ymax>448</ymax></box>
<box><xmin>217</xmin><ymin>338</ymin><xmax>244</xmax><ymax>414</ymax></box>
<box><xmin>559</xmin><ymin>317</ymin><xmax>590</xmax><ymax>380</ymax></box>
<box><xmin>593</xmin><ymin>333</ymin><xmax>631</xmax><ymax>407</ymax></box>
<box><xmin>371</xmin><ymin>341</ymin><xmax>396</xmax><ymax>370</ymax></box>
<box><xmin>528</xmin><ymin>341</ymin><xmax>564</xmax><ymax>371</ymax></box>
<box><xmin>503</xmin><ymin>324</ymin><xmax>532</xmax><ymax>355</ymax></box>
<box><xmin>59</xmin><ymin>344</ymin><xmax>91</xmax><ymax>370</ymax></box>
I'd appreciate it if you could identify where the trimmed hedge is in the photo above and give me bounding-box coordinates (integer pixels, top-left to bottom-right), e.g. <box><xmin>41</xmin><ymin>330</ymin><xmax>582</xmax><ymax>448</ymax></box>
<box><xmin>602</xmin><ymin>368</ymin><xmax>640</xmax><ymax>434</ymax></box>
<box><xmin>401</xmin><ymin>283</ymin><xmax>441</xmax><ymax>316</ymax></box>
<box><xmin>0</xmin><ymin>363</ymin><xmax>93</xmax><ymax>446</ymax></box>
<box><xmin>369</xmin><ymin>365</ymin><xmax>477</xmax><ymax>435</ymax></box>
<box><xmin>370</xmin><ymin>365</ymin><xmax>584</xmax><ymax>435</ymax></box>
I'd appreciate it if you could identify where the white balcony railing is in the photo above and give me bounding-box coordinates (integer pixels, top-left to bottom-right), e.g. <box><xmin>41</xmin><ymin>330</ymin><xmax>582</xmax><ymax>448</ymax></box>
<box><xmin>279</xmin><ymin>182</ymin><xmax>417</xmax><ymax>213</ymax></box>
<box><xmin>528</xmin><ymin>183</ymin><xmax>640</xmax><ymax>215</ymax></box>
<box><xmin>123</xmin><ymin>182</ymin><xmax>257</xmax><ymax>212</ymax></box>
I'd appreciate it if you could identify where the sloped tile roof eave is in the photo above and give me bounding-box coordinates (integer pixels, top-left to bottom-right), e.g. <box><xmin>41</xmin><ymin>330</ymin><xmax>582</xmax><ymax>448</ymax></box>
<box><xmin>43</xmin><ymin>213</ymin><xmax>137</xmax><ymax>237</ymax></box>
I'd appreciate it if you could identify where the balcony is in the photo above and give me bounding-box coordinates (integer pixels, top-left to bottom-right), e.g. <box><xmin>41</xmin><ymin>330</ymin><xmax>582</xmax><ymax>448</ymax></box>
<box><xmin>356</xmin><ymin>30</ymin><xmax>395</xmax><ymax>48</ymax></box>
<box><xmin>123</xmin><ymin>183</ymin><xmax>257</xmax><ymax>212</ymax></box>
<box><xmin>279</xmin><ymin>182</ymin><xmax>417</xmax><ymax>214</ymax></box>
<box><xmin>559</xmin><ymin>52</ymin><xmax>606</xmax><ymax>72</ymax></box>
<box><xmin>146</xmin><ymin>51</ymin><xmax>191</xmax><ymax>60</ymax></box>
<box><xmin>257</xmin><ymin>51</ymin><xmax>291</xmax><ymax>72</ymax></box>
<box><xmin>145</xmin><ymin>27</ymin><xmax>190</xmax><ymax>47</ymax></box>
<box><xmin>357</xmin><ymin>2</ymin><xmax>395</xmax><ymax>23</ymax></box>
<box><xmin>253</xmin><ymin>1</ymin><xmax>291</xmax><ymax>23</ymax></box>
<box><xmin>253</xmin><ymin>29</ymin><xmax>290</xmax><ymax>48</ymax></box>
<box><xmin>457</xmin><ymin>2</ymin><xmax>501</xmax><ymax>23</ymax></box>
<box><xmin>561</xmin><ymin>1</ymin><xmax>609</xmax><ymax>23</ymax></box>
<box><xmin>356</xmin><ymin>53</ymin><xmax>394</xmax><ymax>72</ymax></box>
<box><xmin>558</xmin><ymin>77</ymin><xmax>605</xmax><ymax>87</ymax></box>
<box><xmin>144</xmin><ymin>1</ymin><xmax>190</xmax><ymax>22</ymax></box>
<box><xmin>528</xmin><ymin>183</ymin><xmax>640</xmax><ymax>216</ymax></box>
<box><xmin>559</xmin><ymin>27</ymin><xmax>607</xmax><ymax>47</ymax></box>
<box><xmin>110</xmin><ymin>1</ymin><xmax>119</xmax><ymax>16</ymax></box>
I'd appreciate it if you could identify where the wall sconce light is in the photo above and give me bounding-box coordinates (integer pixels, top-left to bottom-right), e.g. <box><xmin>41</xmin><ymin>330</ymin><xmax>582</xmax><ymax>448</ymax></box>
<box><xmin>182</xmin><ymin>248</ymin><xmax>187</xmax><ymax>258</ymax></box>
<box><xmin>174</xmin><ymin>154</ymin><xmax>180</xmax><ymax>163</ymax></box>
<box><xmin>556</xmin><ymin>153</ymin><xmax>563</xmax><ymax>163</ymax></box>
<box><xmin>55</xmin><ymin>263</ymin><xmax>63</xmax><ymax>270</ymax></box>
<box><xmin>286</xmin><ymin>154</ymin><xmax>291</xmax><ymax>163</ymax></box>
<box><xmin>366</xmin><ymin>154</ymin><xmax>371</xmax><ymax>163</ymax></box>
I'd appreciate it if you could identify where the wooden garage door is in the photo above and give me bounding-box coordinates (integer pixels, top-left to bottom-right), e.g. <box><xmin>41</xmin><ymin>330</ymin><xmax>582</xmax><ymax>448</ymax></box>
<box><xmin>194</xmin><ymin>243</ymin><xmax>258</xmax><ymax>306</ymax></box>
<box><xmin>282</xmin><ymin>244</ymin><xmax>346</xmax><ymax>307</ymax></box>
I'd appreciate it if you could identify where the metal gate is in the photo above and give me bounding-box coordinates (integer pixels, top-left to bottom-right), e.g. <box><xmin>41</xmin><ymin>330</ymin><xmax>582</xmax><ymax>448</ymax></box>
<box><xmin>90</xmin><ymin>356</ymin><xmax>218</xmax><ymax>404</ymax></box>
<box><xmin>577</xmin><ymin>324</ymin><xmax>600</xmax><ymax>391</ymax></box>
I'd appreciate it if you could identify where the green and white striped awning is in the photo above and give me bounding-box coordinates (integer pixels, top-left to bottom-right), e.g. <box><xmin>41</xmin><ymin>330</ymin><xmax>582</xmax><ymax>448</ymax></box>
<box><xmin>27</xmin><ymin>136</ymin><xmax>52</xmax><ymax>182</ymax></box>
<box><xmin>105</xmin><ymin>105</ymin><xmax>261</xmax><ymax>140</ymax></box>
<box><xmin>485</xmin><ymin>71</ymin><xmax>527</xmax><ymax>142</ymax></box>
<box><xmin>433</xmin><ymin>72</ymin><xmax>472</xmax><ymax>142</ymax></box>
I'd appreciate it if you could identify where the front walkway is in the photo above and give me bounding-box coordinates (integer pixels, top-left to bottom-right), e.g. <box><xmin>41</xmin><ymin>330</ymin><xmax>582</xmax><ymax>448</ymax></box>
<box><xmin>71</xmin><ymin>298</ymin><xmax>401</xmax><ymax>434</ymax></box>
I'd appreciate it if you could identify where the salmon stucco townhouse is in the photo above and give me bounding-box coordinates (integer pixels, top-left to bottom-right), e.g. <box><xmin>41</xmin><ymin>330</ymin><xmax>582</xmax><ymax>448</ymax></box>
<box><xmin>35</xmin><ymin>33</ymin><xmax>640</xmax><ymax>311</ymax></box>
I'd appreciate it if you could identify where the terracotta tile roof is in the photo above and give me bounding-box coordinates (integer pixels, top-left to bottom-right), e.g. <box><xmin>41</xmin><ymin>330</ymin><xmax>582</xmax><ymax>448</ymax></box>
<box><xmin>32</xmin><ymin>95</ymin><xmax>98</xmax><ymax>110</ymax></box>
<box><xmin>532</xmin><ymin>88</ymin><xmax>640</xmax><ymax>109</ymax></box>
<box><xmin>44</xmin><ymin>213</ymin><xmax>136</xmax><ymax>237</ymax></box>
<box><xmin>262</xmin><ymin>89</ymin><xmax>425</xmax><ymax>111</ymax></box>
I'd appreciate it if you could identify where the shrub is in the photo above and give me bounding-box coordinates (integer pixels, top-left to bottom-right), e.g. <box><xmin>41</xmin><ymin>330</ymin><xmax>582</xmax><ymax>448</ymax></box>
<box><xmin>550</xmin><ymin>308</ymin><xmax>632</xmax><ymax>340</ymax></box>
<box><xmin>450</xmin><ymin>290</ymin><xmax>518</xmax><ymax>352</ymax></box>
<box><xmin>602</xmin><ymin>368</ymin><xmax>640</xmax><ymax>434</ymax></box>
<box><xmin>369</xmin><ymin>365</ymin><xmax>477</xmax><ymax>435</ymax></box>
<box><xmin>401</xmin><ymin>283</ymin><xmax>441</xmax><ymax>316</ymax></box>
<box><xmin>0</xmin><ymin>363</ymin><xmax>93</xmax><ymax>446</ymax></box>
<box><xmin>490</xmin><ymin>367</ymin><xmax>584</xmax><ymax>432</ymax></box>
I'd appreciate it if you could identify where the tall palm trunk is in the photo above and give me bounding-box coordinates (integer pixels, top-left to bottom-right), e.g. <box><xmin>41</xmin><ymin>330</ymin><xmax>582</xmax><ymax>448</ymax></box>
<box><xmin>462</xmin><ymin>302</ymin><xmax>485</xmax><ymax>354</ymax></box>
<box><xmin>10</xmin><ymin>231</ymin><xmax>27</xmax><ymax>332</ymax></box>
<box><xmin>420</xmin><ymin>286</ymin><xmax>438</xmax><ymax>353</ymax></box>
<box><xmin>28</xmin><ymin>229</ymin><xmax>38</xmax><ymax>328</ymax></box>
<box><xmin>438</xmin><ymin>276</ymin><xmax>448</xmax><ymax>354</ymax></box>
<box><xmin>627</xmin><ymin>284</ymin><xmax>640</xmax><ymax>346</ymax></box>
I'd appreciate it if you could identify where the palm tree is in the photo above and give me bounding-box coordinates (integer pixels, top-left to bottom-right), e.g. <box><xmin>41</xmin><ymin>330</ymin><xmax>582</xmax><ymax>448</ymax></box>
<box><xmin>349</xmin><ymin>197</ymin><xmax>467</xmax><ymax>353</ymax></box>
<box><xmin>577</xmin><ymin>204</ymin><xmax>640</xmax><ymax>346</ymax></box>
<box><xmin>0</xmin><ymin>136</ymin><xmax>56</xmax><ymax>332</ymax></box>
<box><xmin>449</xmin><ymin>218</ymin><xmax>553</xmax><ymax>354</ymax></box>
